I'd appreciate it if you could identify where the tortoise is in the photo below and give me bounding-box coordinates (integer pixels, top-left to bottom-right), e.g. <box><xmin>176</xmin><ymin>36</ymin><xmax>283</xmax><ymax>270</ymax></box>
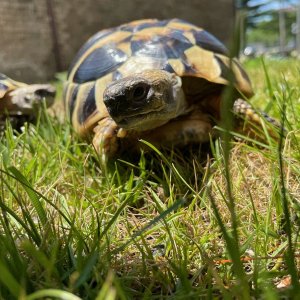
<box><xmin>0</xmin><ymin>73</ymin><xmax>56</xmax><ymax>131</ymax></box>
<box><xmin>64</xmin><ymin>18</ymin><xmax>274</xmax><ymax>160</ymax></box>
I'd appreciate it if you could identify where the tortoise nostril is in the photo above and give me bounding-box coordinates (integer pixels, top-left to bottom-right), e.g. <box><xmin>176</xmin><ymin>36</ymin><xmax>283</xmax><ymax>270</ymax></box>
<box><xmin>104</xmin><ymin>98</ymin><xmax>113</xmax><ymax>110</ymax></box>
<box><xmin>104</xmin><ymin>94</ymin><xmax>125</xmax><ymax>106</ymax></box>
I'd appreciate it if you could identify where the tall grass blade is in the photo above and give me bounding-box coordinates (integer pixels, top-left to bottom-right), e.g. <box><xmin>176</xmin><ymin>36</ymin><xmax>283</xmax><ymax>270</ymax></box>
<box><xmin>277</xmin><ymin>92</ymin><xmax>299</xmax><ymax>295</ymax></box>
<box><xmin>8</xmin><ymin>166</ymin><xmax>47</xmax><ymax>226</ymax></box>
<box><xmin>74</xmin><ymin>251</ymin><xmax>99</xmax><ymax>289</ymax></box>
<box><xmin>26</xmin><ymin>289</ymin><xmax>82</xmax><ymax>300</ymax></box>
<box><xmin>0</xmin><ymin>260</ymin><xmax>23</xmax><ymax>298</ymax></box>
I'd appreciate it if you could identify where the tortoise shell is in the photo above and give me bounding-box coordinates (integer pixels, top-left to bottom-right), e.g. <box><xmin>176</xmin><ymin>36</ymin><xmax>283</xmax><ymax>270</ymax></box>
<box><xmin>65</xmin><ymin>18</ymin><xmax>253</xmax><ymax>136</ymax></box>
<box><xmin>0</xmin><ymin>73</ymin><xmax>26</xmax><ymax>99</ymax></box>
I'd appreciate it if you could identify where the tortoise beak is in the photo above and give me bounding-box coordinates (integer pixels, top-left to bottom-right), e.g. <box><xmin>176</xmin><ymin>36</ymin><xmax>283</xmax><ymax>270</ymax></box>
<box><xmin>104</xmin><ymin>82</ymin><xmax>151</xmax><ymax>122</ymax></box>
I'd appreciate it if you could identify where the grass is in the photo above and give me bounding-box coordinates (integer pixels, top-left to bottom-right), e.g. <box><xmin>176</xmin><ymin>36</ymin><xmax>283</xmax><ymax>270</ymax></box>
<box><xmin>0</xmin><ymin>57</ymin><xmax>300</xmax><ymax>299</ymax></box>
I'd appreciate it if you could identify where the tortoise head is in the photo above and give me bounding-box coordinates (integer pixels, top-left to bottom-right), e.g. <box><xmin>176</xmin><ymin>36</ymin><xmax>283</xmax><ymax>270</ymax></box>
<box><xmin>103</xmin><ymin>70</ymin><xmax>187</xmax><ymax>131</ymax></box>
<box><xmin>6</xmin><ymin>84</ymin><xmax>56</xmax><ymax>115</ymax></box>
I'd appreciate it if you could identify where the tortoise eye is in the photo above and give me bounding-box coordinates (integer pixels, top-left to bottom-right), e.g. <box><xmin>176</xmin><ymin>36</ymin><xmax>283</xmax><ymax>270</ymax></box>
<box><xmin>132</xmin><ymin>85</ymin><xmax>147</xmax><ymax>101</ymax></box>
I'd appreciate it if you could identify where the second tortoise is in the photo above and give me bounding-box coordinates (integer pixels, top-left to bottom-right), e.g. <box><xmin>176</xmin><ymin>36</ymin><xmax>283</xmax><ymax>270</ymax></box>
<box><xmin>0</xmin><ymin>73</ymin><xmax>55</xmax><ymax>131</ymax></box>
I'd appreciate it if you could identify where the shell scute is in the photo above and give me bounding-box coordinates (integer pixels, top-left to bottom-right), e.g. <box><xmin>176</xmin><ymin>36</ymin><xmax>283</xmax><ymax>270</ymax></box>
<box><xmin>0</xmin><ymin>82</ymin><xmax>9</xmax><ymax>98</ymax></box>
<box><xmin>192</xmin><ymin>29</ymin><xmax>228</xmax><ymax>55</ymax></box>
<box><xmin>79</xmin><ymin>84</ymin><xmax>97</xmax><ymax>125</ymax></box>
<box><xmin>66</xmin><ymin>83</ymin><xmax>79</xmax><ymax>119</ymax></box>
<box><xmin>73</xmin><ymin>46</ymin><xmax>127</xmax><ymax>84</ymax></box>
<box><xmin>135</xmin><ymin>19</ymin><xmax>169</xmax><ymax>31</ymax></box>
<box><xmin>0</xmin><ymin>73</ymin><xmax>27</xmax><ymax>99</ymax></box>
<box><xmin>68</xmin><ymin>31</ymin><xmax>132</xmax><ymax>81</ymax></box>
<box><xmin>68</xmin><ymin>29</ymin><xmax>114</xmax><ymax>76</ymax></box>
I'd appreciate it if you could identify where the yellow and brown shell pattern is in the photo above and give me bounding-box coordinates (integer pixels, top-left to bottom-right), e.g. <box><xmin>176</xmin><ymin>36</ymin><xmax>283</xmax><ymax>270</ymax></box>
<box><xmin>0</xmin><ymin>73</ymin><xmax>26</xmax><ymax>100</ymax></box>
<box><xmin>64</xmin><ymin>18</ymin><xmax>253</xmax><ymax>136</ymax></box>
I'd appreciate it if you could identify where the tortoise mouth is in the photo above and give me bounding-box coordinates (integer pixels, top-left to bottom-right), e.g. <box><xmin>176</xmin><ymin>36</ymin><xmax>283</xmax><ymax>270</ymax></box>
<box><xmin>115</xmin><ymin>108</ymin><xmax>169</xmax><ymax>130</ymax></box>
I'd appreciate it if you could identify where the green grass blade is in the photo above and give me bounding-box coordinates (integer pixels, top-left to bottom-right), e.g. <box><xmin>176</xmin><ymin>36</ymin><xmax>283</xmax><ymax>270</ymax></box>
<box><xmin>8</xmin><ymin>166</ymin><xmax>47</xmax><ymax>226</ymax></box>
<box><xmin>0</xmin><ymin>260</ymin><xmax>23</xmax><ymax>298</ymax></box>
<box><xmin>74</xmin><ymin>251</ymin><xmax>99</xmax><ymax>289</ymax></box>
<box><xmin>26</xmin><ymin>289</ymin><xmax>82</xmax><ymax>300</ymax></box>
<box><xmin>277</xmin><ymin>97</ymin><xmax>299</xmax><ymax>295</ymax></box>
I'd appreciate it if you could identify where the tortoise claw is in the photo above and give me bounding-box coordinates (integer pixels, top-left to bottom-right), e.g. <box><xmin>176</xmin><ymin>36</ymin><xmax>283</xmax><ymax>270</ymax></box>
<box><xmin>93</xmin><ymin>118</ymin><xmax>127</xmax><ymax>161</ymax></box>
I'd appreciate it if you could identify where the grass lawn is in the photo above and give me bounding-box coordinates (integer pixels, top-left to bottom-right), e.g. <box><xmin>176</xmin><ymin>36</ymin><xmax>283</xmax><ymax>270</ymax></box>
<box><xmin>0</xmin><ymin>58</ymin><xmax>299</xmax><ymax>299</ymax></box>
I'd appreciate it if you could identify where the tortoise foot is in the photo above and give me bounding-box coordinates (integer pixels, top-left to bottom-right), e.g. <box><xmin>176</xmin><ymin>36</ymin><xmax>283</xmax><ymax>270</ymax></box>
<box><xmin>93</xmin><ymin>118</ymin><xmax>127</xmax><ymax>161</ymax></box>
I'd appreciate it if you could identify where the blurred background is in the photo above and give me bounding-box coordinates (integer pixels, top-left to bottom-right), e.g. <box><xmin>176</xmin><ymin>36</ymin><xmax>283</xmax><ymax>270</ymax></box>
<box><xmin>238</xmin><ymin>0</ymin><xmax>300</xmax><ymax>59</ymax></box>
<box><xmin>0</xmin><ymin>0</ymin><xmax>299</xmax><ymax>82</ymax></box>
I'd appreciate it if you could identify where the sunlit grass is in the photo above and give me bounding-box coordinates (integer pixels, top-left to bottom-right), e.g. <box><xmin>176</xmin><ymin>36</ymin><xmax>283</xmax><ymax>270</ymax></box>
<box><xmin>0</xmin><ymin>58</ymin><xmax>300</xmax><ymax>299</ymax></box>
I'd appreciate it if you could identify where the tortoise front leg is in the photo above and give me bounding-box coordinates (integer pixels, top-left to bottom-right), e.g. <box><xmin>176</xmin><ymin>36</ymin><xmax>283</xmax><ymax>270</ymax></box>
<box><xmin>93</xmin><ymin>117</ymin><xmax>127</xmax><ymax>161</ymax></box>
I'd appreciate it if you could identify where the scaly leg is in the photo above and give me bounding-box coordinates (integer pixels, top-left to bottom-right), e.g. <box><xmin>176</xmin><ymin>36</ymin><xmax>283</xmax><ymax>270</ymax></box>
<box><xmin>233</xmin><ymin>98</ymin><xmax>281</xmax><ymax>139</ymax></box>
<box><xmin>92</xmin><ymin>117</ymin><xmax>127</xmax><ymax>161</ymax></box>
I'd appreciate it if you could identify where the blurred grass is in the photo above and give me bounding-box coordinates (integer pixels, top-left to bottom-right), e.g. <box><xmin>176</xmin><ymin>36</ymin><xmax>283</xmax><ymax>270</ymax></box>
<box><xmin>0</xmin><ymin>57</ymin><xmax>300</xmax><ymax>299</ymax></box>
